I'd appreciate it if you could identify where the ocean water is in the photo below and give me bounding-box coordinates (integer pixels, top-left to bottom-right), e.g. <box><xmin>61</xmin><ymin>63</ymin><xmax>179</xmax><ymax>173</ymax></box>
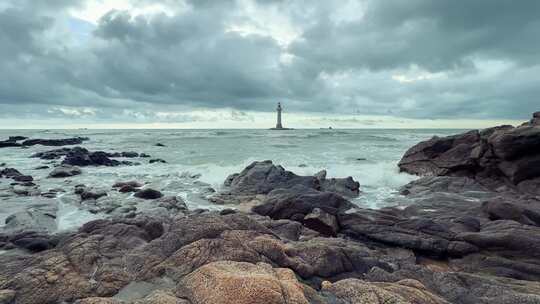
<box><xmin>0</xmin><ymin>129</ymin><xmax>461</xmax><ymax>231</ymax></box>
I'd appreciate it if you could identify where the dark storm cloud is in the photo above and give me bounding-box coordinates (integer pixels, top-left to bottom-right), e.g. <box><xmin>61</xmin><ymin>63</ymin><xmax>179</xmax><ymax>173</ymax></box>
<box><xmin>289</xmin><ymin>0</ymin><xmax>540</xmax><ymax>72</ymax></box>
<box><xmin>0</xmin><ymin>0</ymin><xmax>539</xmax><ymax>123</ymax></box>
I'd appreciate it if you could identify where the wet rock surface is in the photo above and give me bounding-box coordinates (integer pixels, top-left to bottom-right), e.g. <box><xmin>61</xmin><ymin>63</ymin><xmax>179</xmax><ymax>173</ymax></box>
<box><xmin>398</xmin><ymin>112</ymin><xmax>540</xmax><ymax>192</ymax></box>
<box><xmin>32</xmin><ymin>147</ymin><xmax>149</xmax><ymax>167</ymax></box>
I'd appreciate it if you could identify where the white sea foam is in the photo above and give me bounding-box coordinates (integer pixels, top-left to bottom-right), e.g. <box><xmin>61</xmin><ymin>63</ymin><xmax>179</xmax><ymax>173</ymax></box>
<box><xmin>56</xmin><ymin>196</ymin><xmax>103</xmax><ymax>231</ymax></box>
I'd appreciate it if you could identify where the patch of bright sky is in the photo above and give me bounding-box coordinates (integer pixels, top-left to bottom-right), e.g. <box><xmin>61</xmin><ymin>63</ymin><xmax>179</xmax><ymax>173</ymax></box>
<box><xmin>226</xmin><ymin>0</ymin><xmax>301</xmax><ymax>47</ymax></box>
<box><xmin>330</xmin><ymin>0</ymin><xmax>367</xmax><ymax>23</ymax></box>
<box><xmin>69</xmin><ymin>0</ymin><xmax>179</xmax><ymax>24</ymax></box>
<box><xmin>392</xmin><ymin>65</ymin><xmax>446</xmax><ymax>83</ymax></box>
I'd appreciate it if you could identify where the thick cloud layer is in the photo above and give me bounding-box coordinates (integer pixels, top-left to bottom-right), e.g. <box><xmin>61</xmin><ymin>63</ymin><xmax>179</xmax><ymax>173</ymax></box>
<box><xmin>0</xmin><ymin>0</ymin><xmax>539</xmax><ymax>126</ymax></box>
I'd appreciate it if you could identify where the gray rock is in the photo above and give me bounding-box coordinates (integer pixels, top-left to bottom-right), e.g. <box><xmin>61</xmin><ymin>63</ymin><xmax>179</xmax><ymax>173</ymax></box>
<box><xmin>303</xmin><ymin>207</ymin><xmax>339</xmax><ymax>236</ymax></box>
<box><xmin>252</xmin><ymin>185</ymin><xmax>354</xmax><ymax>222</ymax></box>
<box><xmin>4</xmin><ymin>209</ymin><xmax>57</xmax><ymax>233</ymax></box>
<box><xmin>134</xmin><ymin>188</ymin><xmax>163</xmax><ymax>200</ymax></box>
<box><xmin>48</xmin><ymin>165</ymin><xmax>82</xmax><ymax>178</ymax></box>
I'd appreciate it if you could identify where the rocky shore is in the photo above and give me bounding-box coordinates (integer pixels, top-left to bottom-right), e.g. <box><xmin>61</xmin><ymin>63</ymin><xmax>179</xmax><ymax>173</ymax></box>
<box><xmin>1</xmin><ymin>113</ymin><xmax>540</xmax><ymax>303</ymax></box>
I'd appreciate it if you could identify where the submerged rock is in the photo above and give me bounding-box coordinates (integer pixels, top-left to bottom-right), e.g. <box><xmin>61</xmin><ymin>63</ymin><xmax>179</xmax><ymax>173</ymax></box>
<box><xmin>33</xmin><ymin>147</ymin><xmax>139</xmax><ymax>166</ymax></box>
<box><xmin>48</xmin><ymin>165</ymin><xmax>82</xmax><ymax>178</ymax></box>
<box><xmin>4</xmin><ymin>209</ymin><xmax>57</xmax><ymax>233</ymax></box>
<box><xmin>22</xmin><ymin>137</ymin><xmax>89</xmax><ymax>146</ymax></box>
<box><xmin>134</xmin><ymin>188</ymin><xmax>163</xmax><ymax>200</ymax></box>
<box><xmin>149</xmin><ymin>159</ymin><xmax>167</xmax><ymax>164</ymax></box>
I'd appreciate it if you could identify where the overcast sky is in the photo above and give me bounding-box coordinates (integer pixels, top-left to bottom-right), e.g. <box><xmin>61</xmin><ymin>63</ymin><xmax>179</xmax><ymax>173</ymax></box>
<box><xmin>1</xmin><ymin>0</ymin><xmax>538</xmax><ymax>128</ymax></box>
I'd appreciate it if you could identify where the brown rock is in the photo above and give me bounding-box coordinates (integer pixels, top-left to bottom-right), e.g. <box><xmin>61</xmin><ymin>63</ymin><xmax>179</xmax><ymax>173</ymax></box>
<box><xmin>177</xmin><ymin>261</ymin><xmax>316</xmax><ymax>304</ymax></box>
<box><xmin>321</xmin><ymin>278</ymin><xmax>449</xmax><ymax>304</ymax></box>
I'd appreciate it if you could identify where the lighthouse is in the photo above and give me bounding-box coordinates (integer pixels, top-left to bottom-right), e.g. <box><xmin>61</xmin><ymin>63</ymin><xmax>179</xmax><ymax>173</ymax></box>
<box><xmin>270</xmin><ymin>102</ymin><xmax>292</xmax><ymax>130</ymax></box>
<box><xmin>276</xmin><ymin>102</ymin><xmax>283</xmax><ymax>129</ymax></box>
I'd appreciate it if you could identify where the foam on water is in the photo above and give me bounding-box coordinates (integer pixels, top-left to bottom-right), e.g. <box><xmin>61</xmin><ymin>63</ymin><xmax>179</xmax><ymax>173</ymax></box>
<box><xmin>56</xmin><ymin>195</ymin><xmax>103</xmax><ymax>231</ymax></box>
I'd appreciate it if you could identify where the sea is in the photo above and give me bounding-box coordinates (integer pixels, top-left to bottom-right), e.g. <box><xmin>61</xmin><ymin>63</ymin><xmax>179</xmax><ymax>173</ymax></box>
<box><xmin>0</xmin><ymin>129</ymin><xmax>462</xmax><ymax>232</ymax></box>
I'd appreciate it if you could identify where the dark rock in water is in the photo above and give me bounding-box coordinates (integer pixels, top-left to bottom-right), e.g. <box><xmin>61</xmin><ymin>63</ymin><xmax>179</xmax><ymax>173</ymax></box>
<box><xmin>303</xmin><ymin>207</ymin><xmax>339</xmax><ymax>236</ymax></box>
<box><xmin>0</xmin><ymin>141</ymin><xmax>21</xmax><ymax>148</ymax></box>
<box><xmin>134</xmin><ymin>188</ymin><xmax>163</xmax><ymax>199</ymax></box>
<box><xmin>0</xmin><ymin>168</ymin><xmax>33</xmax><ymax>183</ymax></box>
<box><xmin>113</xmin><ymin>181</ymin><xmax>143</xmax><ymax>188</ymax></box>
<box><xmin>114</xmin><ymin>181</ymin><xmax>143</xmax><ymax>193</ymax></box>
<box><xmin>31</xmin><ymin>147</ymin><xmax>72</xmax><ymax>159</ymax></box>
<box><xmin>155</xmin><ymin>143</ymin><xmax>166</xmax><ymax>147</ymax></box>
<box><xmin>119</xmin><ymin>184</ymin><xmax>138</xmax><ymax>193</ymax></box>
<box><xmin>48</xmin><ymin>165</ymin><xmax>82</xmax><ymax>178</ymax></box>
<box><xmin>4</xmin><ymin>209</ymin><xmax>57</xmax><ymax>233</ymax></box>
<box><xmin>33</xmin><ymin>147</ymin><xmax>138</xmax><ymax>166</ymax></box>
<box><xmin>34</xmin><ymin>165</ymin><xmax>50</xmax><ymax>170</ymax></box>
<box><xmin>0</xmin><ymin>168</ymin><xmax>22</xmax><ymax>178</ymax></box>
<box><xmin>398</xmin><ymin>113</ymin><xmax>540</xmax><ymax>189</ymax></box>
<box><xmin>225</xmin><ymin>161</ymin><xmax>319</xmax><ymax>195</ymax></box>
<box><xmin>220</xmin><ymin>161</ymin><xmax>360</xmax><ymax>200</ymax></box>
<box><xmin>158</xmin><ymin>196</ymin><xmax>188</xmax><ymax>211</ymax></box>
<box><xmin>63</xmin><ymin>148</ymin><xmax>122</xmax><ymax>167</ymax></box>
<box><xmin>0</xmin><ymin>163</ymin><xmax>5</xmax><ymax>167</ymax></box>
<box><xmin>121</xmin><ymin>151</ymin><xmax>139</xmax><ymax>158</ymax></box>
<box><xmin>252</xmin><ymin>185</ymin><xmax>354</xmax><ymax>222</ymax></box>
<box><xmin>316</xmin><ymin>169</ymin><xmax>360</xmax><ymax>197</ymax></box>
<box><xmin>140</xmin><ymin>153</ymin><xmax>151</xmax><ymax>158</ymax></box>
<box><xmin>7</xmin><ymin>136</ymin><xmax>28</xmax><ymax>142</ymax></box>
<box><xmin>12</xmin><ymin>175</ymin><xmax>33</xmax><ymax>182</ymax></box>
<box><xmin>79</xmin><ymin>189</ymin><xmax>108</xmax><ymax>201</ymax></box>
<box><xmin>22</xmin><ymin>137</ymin><xmax>89</xmax><ymax>146</ymax></box>
<box><xmin>219</xmin><ymin>208</ymin><xmax>237</xmax><ymax>215</ymax></box>
<box><xmin>149</xmin><ymin>158</ymin><xmax>167</xmax><ymax>164</ymax></box>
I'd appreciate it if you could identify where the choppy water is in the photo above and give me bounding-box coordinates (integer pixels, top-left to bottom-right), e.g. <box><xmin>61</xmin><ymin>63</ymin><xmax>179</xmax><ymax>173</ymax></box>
<box><xmin>0</xmin><ymin>129</ymin><xmax>461</xmax><ymax>231</ymax></box>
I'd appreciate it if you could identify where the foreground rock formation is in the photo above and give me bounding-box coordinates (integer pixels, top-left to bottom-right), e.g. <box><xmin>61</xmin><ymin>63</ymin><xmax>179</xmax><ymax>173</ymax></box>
<box><xmin>1</xmin><ymin>113</ymin><xmax>540</xmax><ymax>304</ymax></box>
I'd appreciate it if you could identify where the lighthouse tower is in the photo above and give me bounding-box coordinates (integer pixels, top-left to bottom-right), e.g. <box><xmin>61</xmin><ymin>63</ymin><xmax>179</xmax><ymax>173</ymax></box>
<box><xmin>276</xmin><ymin>102</ymin><xmax>283</xmax><ymax>129</ymax></box>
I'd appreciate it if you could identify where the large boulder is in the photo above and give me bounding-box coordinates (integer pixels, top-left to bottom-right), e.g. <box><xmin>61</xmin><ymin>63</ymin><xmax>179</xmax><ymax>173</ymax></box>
<box><xmin>252</xmin><ymin>186</ymin><xmax>354</xmax><ymax>222</ymax></box>
<box><xmin>398</xmin><ymin>130</ymin><xmax>483</xmax><ymax>177</ymax></box>
<box><xmin>225</xmin><ymin>160</ymin><xmax>319</xmax><ymax>195</ymax></box>
<box><xmin>398</xmin><ymin>113</ymin><xmax>540</xmax><ymax>189</ymax></box>
<box><xmin>177</xmin><ymin>261</ymin><xmax>319</xmax><ymax>304</ymax></box>
<box><xmin>321</xmin><ymin>278</ymin><xmax>449</xmax><ymax>304</ymax></box>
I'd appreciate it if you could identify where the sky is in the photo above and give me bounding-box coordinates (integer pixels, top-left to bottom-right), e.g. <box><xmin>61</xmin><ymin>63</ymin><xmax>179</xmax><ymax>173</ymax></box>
<box><xmin>0</xmin><ymin>0</ymin><xmax>538</xmax><ymax>129</ymax></box>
